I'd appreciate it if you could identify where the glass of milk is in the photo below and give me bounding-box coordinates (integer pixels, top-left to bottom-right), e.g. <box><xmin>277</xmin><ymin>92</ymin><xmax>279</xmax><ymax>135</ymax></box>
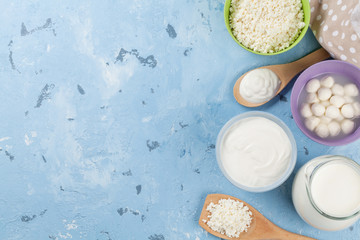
<box><xmin>292</xmin><ymin>155</ymin><xmax>360</xmax><ymax>231</ymax></box>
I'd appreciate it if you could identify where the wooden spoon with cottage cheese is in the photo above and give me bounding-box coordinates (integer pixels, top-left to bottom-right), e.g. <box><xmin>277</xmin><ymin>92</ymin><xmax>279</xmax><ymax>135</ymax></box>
<box><xmin>199</xmin><ymin>194</ymin><xmax>315</xmax><ymax>240</ymax></box>
<box><xmin>234</xmin><ymin>48</ymin><xmax>330</xmax><ymax>108</ymax></box>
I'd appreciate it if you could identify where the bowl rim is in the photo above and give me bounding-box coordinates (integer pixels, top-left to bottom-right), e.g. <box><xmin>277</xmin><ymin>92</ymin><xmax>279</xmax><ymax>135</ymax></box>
<box><xmin>215</xmin><ymin>111</ymin><xmax>297</xmax><ymax>192</ymax></box>
<box><xmin>223</xmin><ymin>0</ymin><xmax>310</xmax><ymax>55</ymax></box>
<box><xmin>290</xmin><ymin>60</ymin><xmax>360</xmax><ymax>146</ymax></box>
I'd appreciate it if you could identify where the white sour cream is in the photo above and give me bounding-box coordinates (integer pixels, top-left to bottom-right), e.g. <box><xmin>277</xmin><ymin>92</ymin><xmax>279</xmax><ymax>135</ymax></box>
<box><xmin>239</xmin><ymin>69</ymin><xmax>280</xmax><ymax>103</ymax></box>
<box><xmin>220</xmin><ymin>117</ymin><xmax>292</xmax><ymax>188</ymax></box>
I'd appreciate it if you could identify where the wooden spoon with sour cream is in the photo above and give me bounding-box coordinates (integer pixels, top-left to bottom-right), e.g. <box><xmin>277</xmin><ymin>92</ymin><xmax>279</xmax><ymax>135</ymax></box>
<box><xmin>199</xmin><ymin>194</ymin><xmax>316</xmax><ymax>240</ymax></box>
<box><xmin>234</xmin><ymin>48</ymin><xmax>330</xmax><ymax>108</ymax></box>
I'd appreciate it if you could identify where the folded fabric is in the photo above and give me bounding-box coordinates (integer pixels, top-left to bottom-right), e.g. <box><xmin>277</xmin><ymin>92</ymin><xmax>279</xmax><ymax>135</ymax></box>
<box><xmin>310</xmin><ymin>0</ymin><xmax>360</xmax><ymax>68</ymax></box>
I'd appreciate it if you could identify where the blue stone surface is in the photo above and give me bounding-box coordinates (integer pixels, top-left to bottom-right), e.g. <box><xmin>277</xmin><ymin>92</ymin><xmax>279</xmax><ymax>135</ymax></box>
<box><xmin>0</xmin><ymin>0</ymin><xmax>359</xmax><ymax>239</ymax></box>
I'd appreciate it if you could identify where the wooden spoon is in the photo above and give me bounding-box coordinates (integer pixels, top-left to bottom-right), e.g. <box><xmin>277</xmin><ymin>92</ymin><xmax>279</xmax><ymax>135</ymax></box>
<box><xmin>233</xmin><ymin>48</ymin><xmax>330</xmax><ymax>107</ymax></box>
<box><xmin>199</xmin><ymin>194</ymin><xmax>316</xmax><ymax>240</ymax></box>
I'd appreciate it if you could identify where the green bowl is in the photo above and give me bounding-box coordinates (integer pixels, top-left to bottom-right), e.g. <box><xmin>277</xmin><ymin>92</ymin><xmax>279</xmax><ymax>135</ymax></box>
<box><xmin>224</xmin><ymin>0</ymin><xmax>310</xmax><ymax>55</ymax></box>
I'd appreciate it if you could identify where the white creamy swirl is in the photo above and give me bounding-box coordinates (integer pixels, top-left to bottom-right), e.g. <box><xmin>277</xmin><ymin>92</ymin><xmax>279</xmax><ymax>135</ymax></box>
<box><xmin>239</xmin><ymin>69</ymin><xmax>280</xmax><ymax>103</ymax></box>
<box><xmin>221</xmin><ymin>117</ymin><xmax>292</xmax><ymax>188</ymax></box>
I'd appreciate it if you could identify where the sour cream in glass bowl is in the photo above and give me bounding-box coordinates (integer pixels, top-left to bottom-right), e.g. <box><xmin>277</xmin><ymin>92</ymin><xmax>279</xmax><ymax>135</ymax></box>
<box><xmin>216</xmin><ymin>111</ymin><xmax>297</xmax><ymax>192</ymax></box>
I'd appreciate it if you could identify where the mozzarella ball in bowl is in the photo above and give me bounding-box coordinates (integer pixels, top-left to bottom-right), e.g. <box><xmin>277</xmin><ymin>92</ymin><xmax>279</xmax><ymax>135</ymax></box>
<box><xmin>291</xmin><ymin>60</ymin><xmax>360</xmax><ymax>146</ymax></box>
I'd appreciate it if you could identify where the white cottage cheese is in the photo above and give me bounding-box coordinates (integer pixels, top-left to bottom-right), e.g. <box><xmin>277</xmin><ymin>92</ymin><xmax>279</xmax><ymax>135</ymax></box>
<box><xmin>230</xmin><ymin>0</ymin><xmax>306</xmax><ymax>53</ymax></box>
<box><xmin>204</xmin><ymin>198</ymin><xmax>252</xmax><ymax>238</ymax></box>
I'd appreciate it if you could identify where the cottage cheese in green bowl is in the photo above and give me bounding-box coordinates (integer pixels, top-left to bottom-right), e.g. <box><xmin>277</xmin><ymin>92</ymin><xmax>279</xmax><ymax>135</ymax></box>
<box><xmin>224</xmin><ymin>0</ymin><xmax>310</xmax><ymax>55</ymax></box>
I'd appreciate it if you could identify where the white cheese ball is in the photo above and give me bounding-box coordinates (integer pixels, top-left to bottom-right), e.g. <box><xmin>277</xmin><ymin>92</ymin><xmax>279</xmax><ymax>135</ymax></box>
<box><xmin>325</xmin><ymin>105</ymin><xmax>340</xmax><ymax>119</ymax></box>
<box><xmin>311</xmin><ymin>103</ymin><xmax>326</xmax><ymax>116</ymax></box>
<box><xmin>341</xmin><ymin>104</ymin><xmax>355</xmax><ymax>118</ymax></box>
<box><xmin>320</xmin><ymin>116</ymin><xmax>332</xmax><ymax>124</ymax></box>
<box><xmin>306</xmin><ymin>79</ymin><xmax>321</xmax><ymax>93</ymax></box>
<box><xmin>320</xmin><ymin>76</ymin><xmax>335</xmax><ymax>88</ymax></box>
<box><xmin>341</xmin><ymin>119</ymin><xmax>355</xmax><ymax>134</ymax></box>
<box><xmin>315</xmin><ymin>123</ymin><xmax>330</xmax><ymax>138</ymax></box>
<box><xmin>301</xmin><ymin>103</ymin><xmax>313</xmax><ymax>118</ymax></box>
<box><xmin>318</xmin><ymin>87</ymin><xmax>332</xmax><ymax>101</ymax></box>
<box><xmin>353</xmin><ymin>102</ymin><xmax>360</xmax><ymax>117</ymax></box>
<box><xmin>331</xmin><ymin>84</ymin><xmax>345</xmax><ymax>96</ymax></box>
<box><xmin>344</xmin><ymin>83</ymin><xmax>359</xmax><ymax>97</ymax></box>
<box><xmin>344</xmin><ymin>96</ymin><xmax>354</xmax><ymax>104</ymax></box>
<box><xmin>321</xmin><ymin>101</ymin><xmax>330</xmax><ymax>107</ymax></box>
<box><xmin>305</xmin><ymin>116</ymin><xmax>321</xmax><ymax>131</ymax></box>
<box><xmin>336</xmin><ymin>113</ymin><xmax>345</xmax><ymax>122</ymax></box>
<box><xmin>328</xmin><ymin>121</ymin><xmax>341</xmax><ymax>137</ymax></box>
<box><xmin>306</xmin><ymin>93</ymin><xmax>320</xmax><ymax>104</ymax></box>
<box><xmin>329</xmin><ymin>95</ymin><xmax>345</xmax><ymax>108</ymax></box>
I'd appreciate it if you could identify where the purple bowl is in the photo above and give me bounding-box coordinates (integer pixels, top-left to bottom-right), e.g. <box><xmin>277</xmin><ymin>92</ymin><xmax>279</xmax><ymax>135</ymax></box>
<box><xmin>291</xmin><ymin>60</ymin><xmax>360</xmax><ymax>146</ymax></box>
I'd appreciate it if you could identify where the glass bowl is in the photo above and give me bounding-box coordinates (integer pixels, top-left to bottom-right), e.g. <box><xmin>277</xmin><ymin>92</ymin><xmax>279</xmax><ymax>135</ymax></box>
<box><xmin>216</xmin><ymin>111</ymin><xmax>297</xmax><ymax>192</ymax></box>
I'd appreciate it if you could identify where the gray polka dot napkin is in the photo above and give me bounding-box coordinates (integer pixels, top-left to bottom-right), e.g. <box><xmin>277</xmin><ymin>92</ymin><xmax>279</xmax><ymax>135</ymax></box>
<box><xmin>310</xmin><ymin>0</ymin><xmax>360</xmax><ymax>67</ymax></box>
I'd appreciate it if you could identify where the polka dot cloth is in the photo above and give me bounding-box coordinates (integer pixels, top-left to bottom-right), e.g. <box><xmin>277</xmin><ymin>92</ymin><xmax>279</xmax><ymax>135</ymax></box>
<box><xmin>309</xmin><ymin>0</ymin><xmax>360</xmax><ymax>67</ymax></box>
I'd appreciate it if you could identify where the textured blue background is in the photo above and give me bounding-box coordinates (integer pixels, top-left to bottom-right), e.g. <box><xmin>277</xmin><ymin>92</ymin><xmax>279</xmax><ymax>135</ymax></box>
<box><xmin>0</xmin><ymin>0</ymin><xmax>359</xmax><ymax>239</ymax></box>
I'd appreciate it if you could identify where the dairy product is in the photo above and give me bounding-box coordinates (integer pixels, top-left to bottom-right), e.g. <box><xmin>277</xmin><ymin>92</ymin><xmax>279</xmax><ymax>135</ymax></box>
<box><xmin>328</xmin><ymin>121</ymin><xmax>341</xmax><ymax>137</ymax></box>
<box><xmin>344</xmin><ymin>83</ymin><xmax>359</xmax><ymax>97</ymax></box>
<box><xmin>310</xmin><ymin>103</ymin><xmax>325</xmax><ymax>117</ymax></box>
<box><xmin>301</xmin><ymin>74</ymin><xmax>360</xmax><ymax>138</ymax></box>
<box><xmin>341</xmin><ymin>104</ymin><xmax>355</xmax><ymax>118</ymax></box>
<box><xmin>315</xmin><ymin>123</ymin><xmax>329</xmax><ymax>138</ymax></box>
<box><xmin>306</xmin><ymin>79</ymin><xmax>320</xmax><ymax>93</ymax></box>
<box><xmin>329</xmin><ymin>95</ymin><xmax>345</xmax><ymax>108</ymax></box>
<box><xmin>239</xmin><ymin>69</ymin><xmax>280</xmax><ymax>104</ymax></box>
<box><xmin>320</xmin><ymin>76</ymin><xmax>335</xmax><ymax>88</ymax></box>
<box><xmin>204</xmin><ymin>198</ymin><xmax>252</xmax><ymax>238</ymax></box>
<box><xmin>332</xmin><ymin>83</ymin><xmax>345</xmax><ymax>96</ymax></box>
<box><xmin>300</xmin><ymin>104</ymin><xmax>312</xmax><ymax>118</ymax></box>
<box><xmin>292</xmin><ymin>155</ymin><xmax>360</xmax><ymax>231</ymax></box>
<box><xmin>341</xmin><ymin>119</ymin><xmax>355</xmax><ymax>134</ymax></box>
<box><xmin>304</xmin><ymin>116</ymin><xmax>320</xmax><ymax>131</ymax></box>
<box><xmin>229</xmin><ymin>0</ymin><xmax>305</xmax><ymax>53</ymax></box>
<box><xmin>311</xmin><ymin>163</ymin><xmax>360</xmax><ymax>217</ymax></box>
<box><xmin>325</xmin><ymin>105</ymin><xmax>340</xmax><ymax>119</ymax></box>
<box><xmin>220</xmin><ymin>116</ymin><xmax>292</xmax><ymax>188</ymax></box>
<box><xmin>306</xmin><ymin>93</ymin><xmax>319</xmax><ymax>103</ymax></box>
<box><xmin>317</xmin><ymin>87</ymin><xmax>332</xmax><ymax>101</ymax></box>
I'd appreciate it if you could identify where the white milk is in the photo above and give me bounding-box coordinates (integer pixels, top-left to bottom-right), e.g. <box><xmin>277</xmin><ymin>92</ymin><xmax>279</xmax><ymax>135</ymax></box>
<box><xmin>292</xmin><ymin>155</ymin><xmax>360</xmax><ymax>231</ymax></box>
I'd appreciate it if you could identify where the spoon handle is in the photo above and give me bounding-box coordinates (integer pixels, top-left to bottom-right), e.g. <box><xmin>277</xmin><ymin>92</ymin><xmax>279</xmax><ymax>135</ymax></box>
<box><xmin>251</xmin><ymin>209</ymin><xmax>317</xmax><ymax>240</ymax></box>
<box><xmin>281</xmin><ymin>48</ymin><xmax>330</xmax><ymax>85</ymax></box>
<box><xmin>271</xmin><ymin>231</ymin><xmax>317</xmax><ymax>240</ymax></box>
